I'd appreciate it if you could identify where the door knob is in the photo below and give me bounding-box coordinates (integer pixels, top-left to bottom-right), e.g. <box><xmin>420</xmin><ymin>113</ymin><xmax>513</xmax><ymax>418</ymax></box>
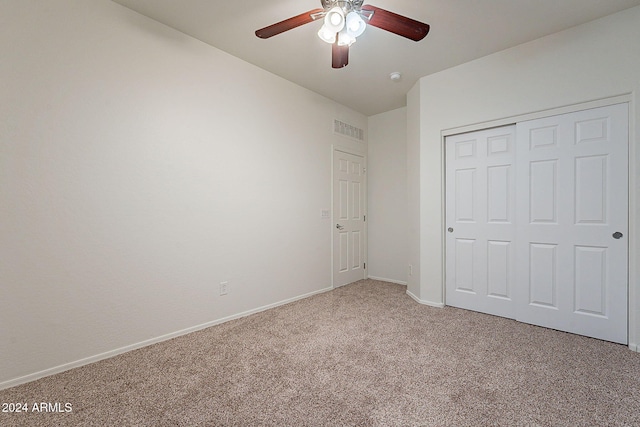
<box><xmin>613</xmin><ymin>231</ymin><xmax>623</xmax><ymax>239</ymax></box>
<box><xmin>336</xmin><ymin>224</ymin><xmax>344</xmax><ymax>230</ymax></box>
<box><xmin>448</xmin><ymin>227</ymin><xmax>454</xmax><ymax>233</ymax></box>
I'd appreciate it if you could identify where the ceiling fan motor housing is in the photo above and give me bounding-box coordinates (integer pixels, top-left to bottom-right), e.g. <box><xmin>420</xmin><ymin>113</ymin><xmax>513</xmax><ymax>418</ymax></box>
<box><xmin>321</xmin><ymin>0</ymin><xmax>364</xmax><ymax>12</ymax></box>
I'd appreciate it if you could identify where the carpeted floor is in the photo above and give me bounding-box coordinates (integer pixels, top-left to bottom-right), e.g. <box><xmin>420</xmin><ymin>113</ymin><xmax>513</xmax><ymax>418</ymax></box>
<box><xmin>1</xmin><ymin>279</ymin><xmax>639</xmax><ymax>426</ymax></box>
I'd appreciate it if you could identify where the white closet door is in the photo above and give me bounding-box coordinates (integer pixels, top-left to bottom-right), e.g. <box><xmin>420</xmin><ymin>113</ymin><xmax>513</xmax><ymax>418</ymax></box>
<box><xmin>515</xmin><ymin>104</ymin><xmax>628</xmax><ymax>344</ymax></box>
<box><xmin>445</xmin><ymin>125</ymin><xmax>517</xmax><ymax>319</ymax></box>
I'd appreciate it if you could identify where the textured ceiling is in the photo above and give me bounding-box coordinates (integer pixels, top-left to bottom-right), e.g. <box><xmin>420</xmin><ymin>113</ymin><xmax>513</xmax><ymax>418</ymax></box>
<box><xmin>112</xmin><ymin>0</ymin><xmax>640</xmax><ymax>116</ymax></box>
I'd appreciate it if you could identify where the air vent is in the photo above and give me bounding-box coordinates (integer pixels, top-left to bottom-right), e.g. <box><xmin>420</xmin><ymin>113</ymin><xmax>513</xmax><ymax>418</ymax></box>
<box><xmin>334</xmin><ymin>119</ymin><xmax>364</xmax><ymax>142</ymax></box>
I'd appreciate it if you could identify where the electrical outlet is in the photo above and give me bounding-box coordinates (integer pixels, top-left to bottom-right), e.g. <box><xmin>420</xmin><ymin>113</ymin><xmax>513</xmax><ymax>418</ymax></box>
<box><xmin>220</xmin><ymin>281</ymin><xmax>228</xmax><ymax>296</ymax></box>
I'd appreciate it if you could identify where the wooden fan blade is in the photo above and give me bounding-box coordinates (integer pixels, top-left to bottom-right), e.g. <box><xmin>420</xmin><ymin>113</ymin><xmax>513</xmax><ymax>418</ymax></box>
<box><xmin>361</xmin><ymin>5</ymin><xmax>430</xmax><ymax>41</ymax></box>
<box><xmin>332</xmin><ymin>43</ymin><xmax>349</xmax><ymax>68</ymax></box>
<box><xmin>255</xmin><ymin>8</ymin><xmax>324</xmax><ymax>39</ymax></box>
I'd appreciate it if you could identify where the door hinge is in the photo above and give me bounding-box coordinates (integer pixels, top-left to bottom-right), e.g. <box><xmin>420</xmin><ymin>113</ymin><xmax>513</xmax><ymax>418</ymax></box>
<box><xmin>364</xmin><ymin>262</ymin><xmax>366</xmax><ymax>269</ymax></box>
<box><xmin>364</xmin><ymin>215</ymin><xmax>366</xmax><ymax>222</ymax></box>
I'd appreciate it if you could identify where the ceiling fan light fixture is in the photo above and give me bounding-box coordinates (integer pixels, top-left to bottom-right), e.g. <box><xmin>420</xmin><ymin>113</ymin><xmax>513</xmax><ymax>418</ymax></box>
<box><xmin>255</xmin><ymin>2</ymin><xmax>431</xmax><ymax>69</ymax></box>
<box><xmin>324</xmin><ymin>6</ymin><xmax>345</xmax><ymax>33</ymax></box>
<box><xmin>345</xmin><ymin>11</ymin><xmax>366</xmax><ymax>37</ymax></box>
<box><xmin>337</xmin><ymin>28</ymin><xmax>356</xmax><ymax>47</ymax></box>
<box><xmin>318</xmin><ymin>24</ymin><xmax>337</xmax><ymax>44</ymax></box>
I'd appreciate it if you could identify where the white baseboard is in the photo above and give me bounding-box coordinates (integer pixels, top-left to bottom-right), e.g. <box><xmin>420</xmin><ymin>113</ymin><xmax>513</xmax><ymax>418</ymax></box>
<box><xmin>0</xmin><ymin>286</ymin><xmax>333</xmax><ymax>391</ymax></box>
<box><xmin>630</xmin><ymin>343</ymin><xmax>639</xmax><ymax>352</ymax></box>
<box><xmin>367</xmin><ymin>275</ymin><xmax>407</xmax><ymax>286</ymax></box>
<box><xmin>406</xmin><ymin>289</ymin><xmax>445</xmax><ymax>308</ymax></box>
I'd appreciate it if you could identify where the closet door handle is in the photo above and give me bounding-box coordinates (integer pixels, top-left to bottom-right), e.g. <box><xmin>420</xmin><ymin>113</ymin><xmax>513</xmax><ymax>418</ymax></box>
<box><xmin>613</xmin><ymin>232</ymin><xmax>623</xmax><ymax>239</ymax></box>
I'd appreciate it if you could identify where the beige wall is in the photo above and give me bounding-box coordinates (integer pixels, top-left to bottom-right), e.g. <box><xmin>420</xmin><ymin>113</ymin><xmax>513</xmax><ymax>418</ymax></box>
<box><xmin>406</xmin><ymin>83</ymin><xmax>422</xmax><ymax>300</ymax></box>
<box><xmin>367</xmin><ymin>107</ymin><xmax>408</xmax><ymax>284</ymax></box>
<box><xmin>408</xmin><ymin>6</ymin><xmax>640</xmax><ymax>348</ymax></box>
<box><xmin>0</xmin><ymin>0</ymin><xmax>366</xmax><ymax>387</ymax></box>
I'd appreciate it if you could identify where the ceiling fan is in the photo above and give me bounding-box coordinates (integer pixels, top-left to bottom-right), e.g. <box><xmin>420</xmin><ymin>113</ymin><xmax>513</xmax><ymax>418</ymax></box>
<box><xmin>255</xmin><ymin>0</ymin><xmax>430</xmax><ymax>69</ymax></box>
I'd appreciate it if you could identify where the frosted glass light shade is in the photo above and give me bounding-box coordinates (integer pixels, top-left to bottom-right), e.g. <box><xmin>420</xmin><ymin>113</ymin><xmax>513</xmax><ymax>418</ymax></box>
<box><xmin>345</xmin><ymin>12</ymin><xmax>366</xmax><ymax>37</ymax></box>
<box><xmin>337</xmin><ymin>28</ymin><xmax>356</xmax><ymax>46</ymax></box>
<box><xmin>318</xmin><ymin>24</ymin><xmax>336</xmax><ymax>44</ymax></box>
<box><xmin>324</xmin><ymin>7</ymin><xmax>345</xmax><ymax>33</ymax></box>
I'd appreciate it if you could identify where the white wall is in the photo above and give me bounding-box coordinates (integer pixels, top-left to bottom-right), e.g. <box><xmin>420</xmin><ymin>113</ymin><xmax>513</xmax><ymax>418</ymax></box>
<box><xmin>408</xmin><ymin>6</ymin><xmax>640</xmax><ymax>348</ymax></box>
<box><xmin>367</xmin><ymin>108</ymin><xmax>408</xmax><ymax>284</ymax></box>
<box><xmin>406</xmin><ymin>84</ymin><xmax>422</xmax><ymax>300</ymax></box>
<box><xmin>0</xmin><ymin>0</ymin><xmax>367</xmax><ymax>387</ymax></box>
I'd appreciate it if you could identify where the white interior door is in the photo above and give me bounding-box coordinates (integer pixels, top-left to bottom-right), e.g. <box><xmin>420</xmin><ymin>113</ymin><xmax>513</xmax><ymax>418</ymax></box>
<box><xmin>445</xmin><ymin>125</ymin><xmax>517</xmax><ymax>319</ymax></box>
<box><xmin>333</xmin><ymin>149</ymin><xmax>366</xmax><ymax>287</ymax></box>
<box><xmin>445</xmin><ymin>103</ymin><xmax>629</xmax><ymax>344</ymax></box>
<box><xmin>515</xmin><ymin>103</ymin><xmax>628</xmax><ymax>344</ymax></box>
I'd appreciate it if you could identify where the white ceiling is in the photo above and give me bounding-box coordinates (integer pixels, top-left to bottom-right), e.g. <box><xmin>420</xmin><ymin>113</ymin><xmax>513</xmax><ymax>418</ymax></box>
<box><xmin>112</xmin><ymin>0</ymin><xmax>640</xmax><ymax>116</ymax></box>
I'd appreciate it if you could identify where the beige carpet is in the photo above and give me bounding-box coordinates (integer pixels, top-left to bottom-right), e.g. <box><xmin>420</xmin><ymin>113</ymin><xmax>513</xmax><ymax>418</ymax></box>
<box><xmin>1</xmin><ymin>279</ymin><xmax>639</xmax><ymax>426</ymax></box>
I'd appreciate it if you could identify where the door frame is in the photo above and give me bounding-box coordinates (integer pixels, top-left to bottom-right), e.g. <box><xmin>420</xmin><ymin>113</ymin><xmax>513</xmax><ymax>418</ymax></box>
<box><xmin>331</xmin><ymin>145</ymin><xmax>368</xmax><ymax>288</ymax></box>
<box><xmin>441</xmin><ymin>94</ymin><xmax>636</xmax><ymax>349</ymax></box>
